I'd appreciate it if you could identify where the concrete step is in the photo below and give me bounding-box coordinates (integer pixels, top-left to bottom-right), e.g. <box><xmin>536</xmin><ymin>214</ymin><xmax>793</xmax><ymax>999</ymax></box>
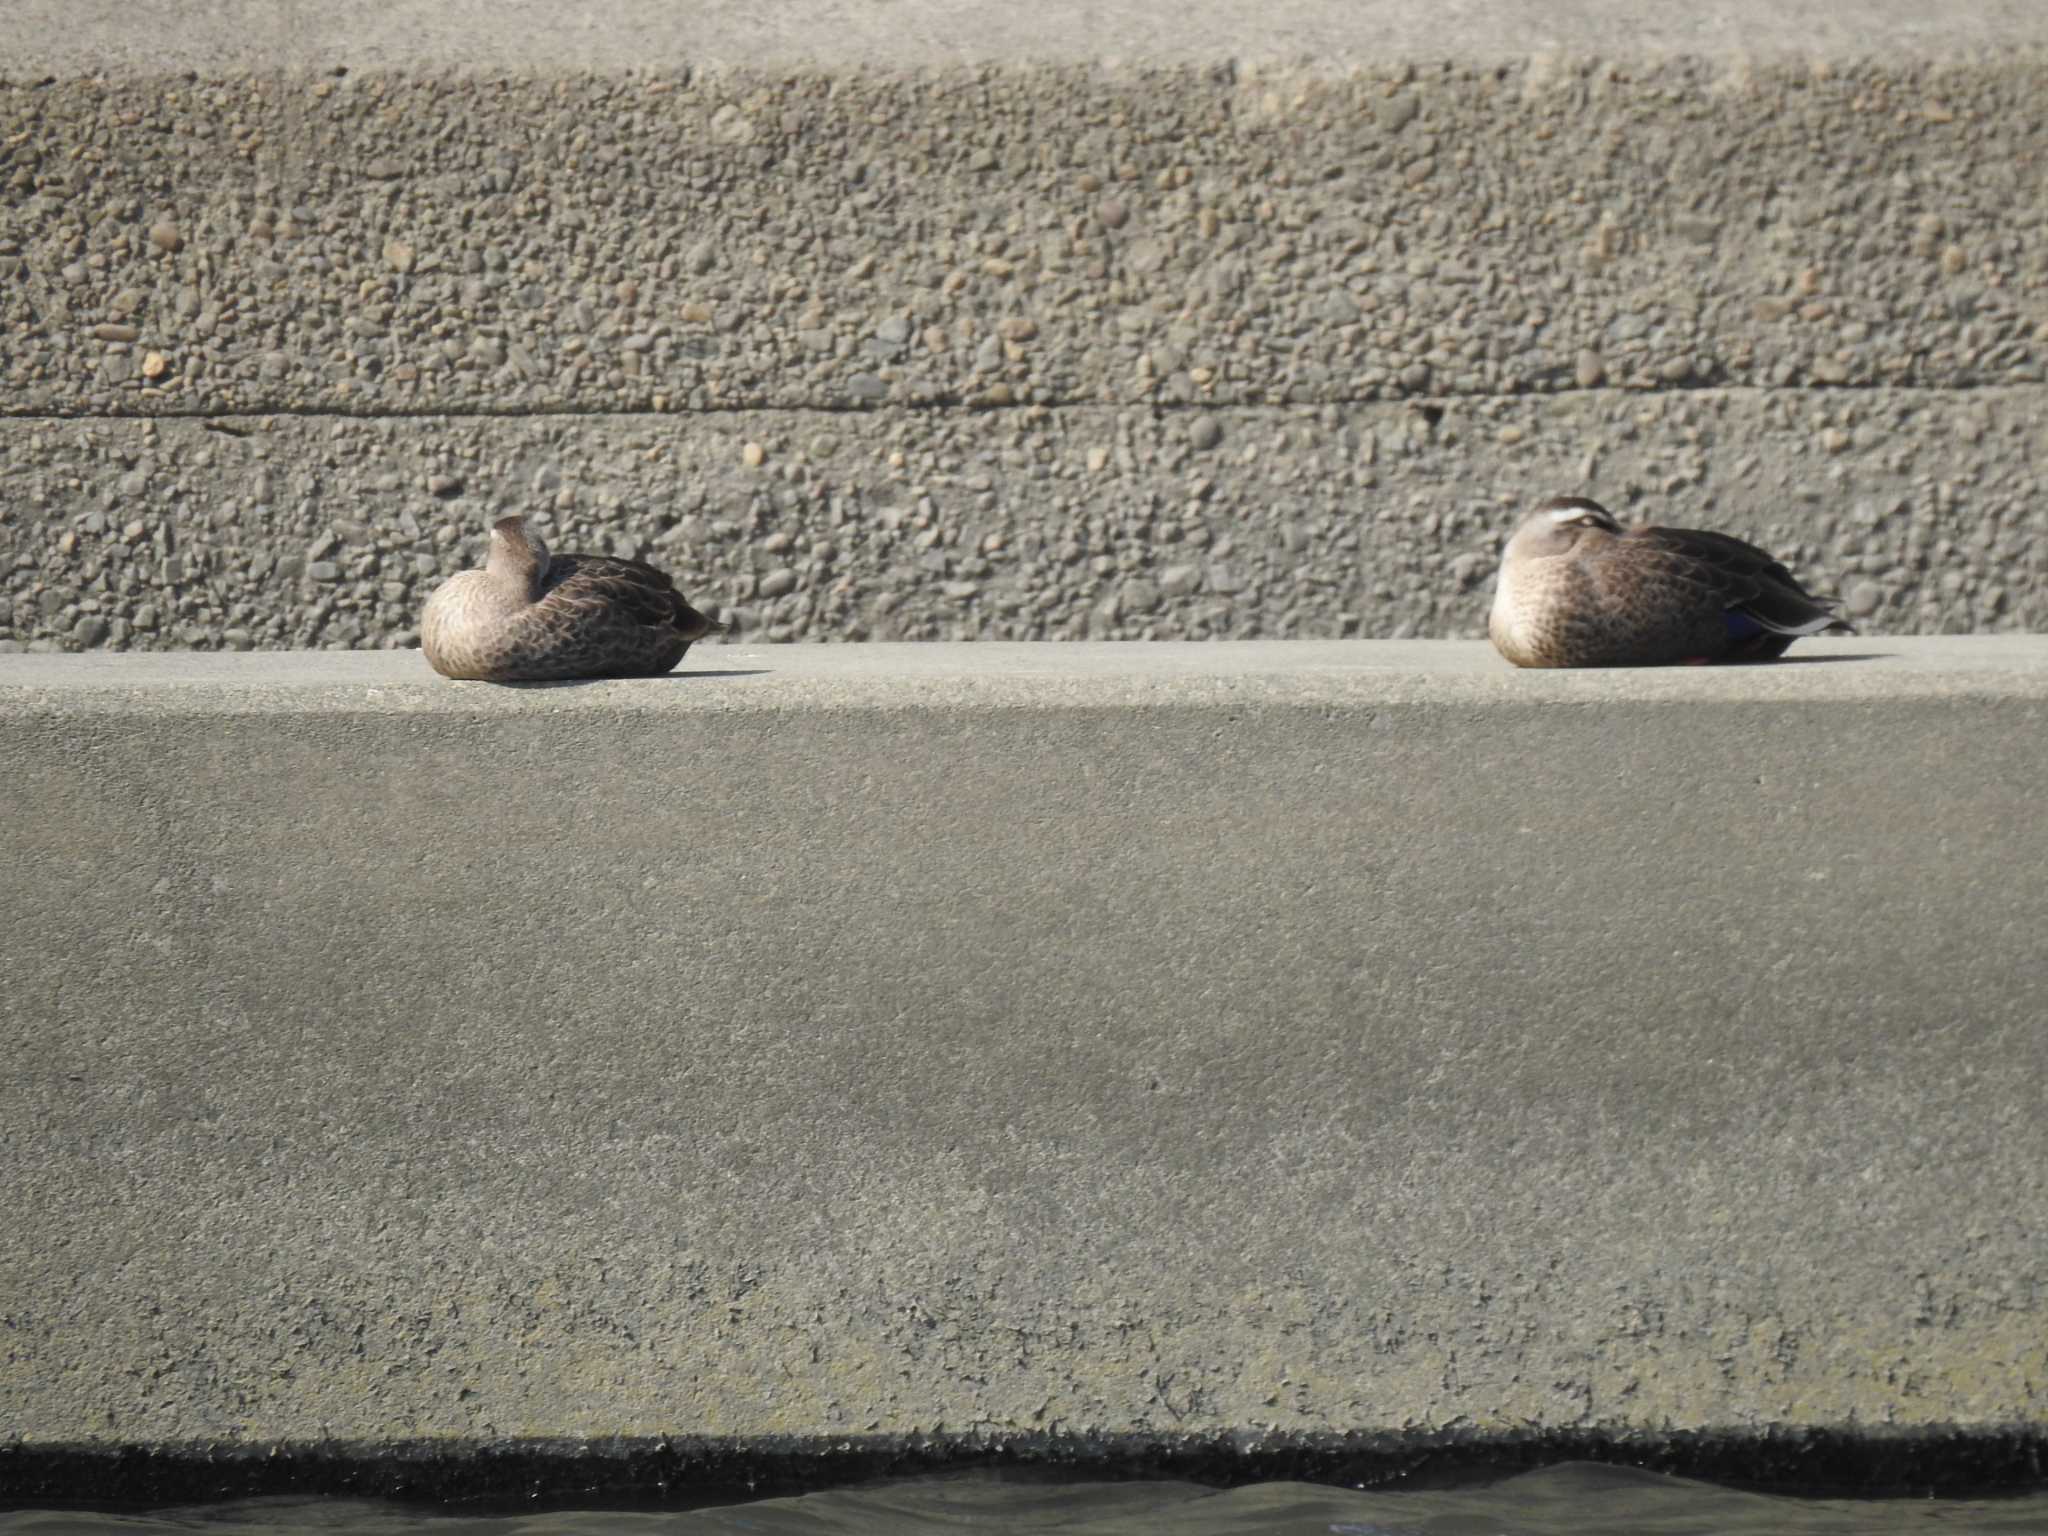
<box><xmin>4</xmin><ymin>639</ymin><xmax>2044</xmax><ymax>1452</ymax></box>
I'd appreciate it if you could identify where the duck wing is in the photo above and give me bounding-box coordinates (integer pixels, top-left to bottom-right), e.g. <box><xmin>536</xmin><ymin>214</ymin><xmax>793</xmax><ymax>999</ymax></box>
<box><xmin>540</xmin><ymin>553</ymin><xmax>721</xmax><ymax>640</ymax></box>
<box><xmin>1610</xmin><ymin>524</ymin><xmax>1852</xmax><ymax>636</ymax></box>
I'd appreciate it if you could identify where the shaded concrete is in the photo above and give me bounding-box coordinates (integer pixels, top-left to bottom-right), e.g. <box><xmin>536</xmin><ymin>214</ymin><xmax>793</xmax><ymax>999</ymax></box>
<box><xmin>3</xmin><ymin>640</ymin><xmax>2044</xmax><ymax>1446</ymax></box>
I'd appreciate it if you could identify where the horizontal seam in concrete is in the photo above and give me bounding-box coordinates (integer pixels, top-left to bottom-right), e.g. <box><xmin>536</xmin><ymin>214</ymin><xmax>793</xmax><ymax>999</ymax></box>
<box><xmin>5</xmin><ymin>380</ymin><xmax>2045</xmax><ymax>426</ymax></box>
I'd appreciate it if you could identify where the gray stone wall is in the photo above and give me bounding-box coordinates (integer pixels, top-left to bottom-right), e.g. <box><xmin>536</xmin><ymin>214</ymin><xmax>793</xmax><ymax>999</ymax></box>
<box><xmin>4</xmin><ymin>55</ymin><xmax>2045</xmax><ymax>649</ymax></box>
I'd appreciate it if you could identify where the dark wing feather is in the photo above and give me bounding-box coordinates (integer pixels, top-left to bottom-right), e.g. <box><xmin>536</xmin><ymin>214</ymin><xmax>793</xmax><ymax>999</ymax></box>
<box><xmin>541</xmin><ymin>554</ymin><xmax>719</xmax><ymax>638</ymax></box>
<box><xmin>1620</xmin><ymin>524</ymin><xmax>1851</xmax><ymax>635</ymax></box>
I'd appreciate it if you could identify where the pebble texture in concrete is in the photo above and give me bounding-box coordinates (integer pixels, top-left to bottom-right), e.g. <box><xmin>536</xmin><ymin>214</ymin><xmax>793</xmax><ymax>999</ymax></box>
<box><xmin>1</xmin><ymin>389</ymin><xmax>2041</xmax><ymax>651</ymax></box>
<box><xmin>3</xmin><ymin>43</ymin><xmax>2047</xmax><ymax>652</ymax></box>
<box><xmin>3</xmin><ymin>642</ymin><xmax>2044</xmax><ymax>1445</ymax></box>
<box><xmin>3</xmin><ymin>62</ymin><xmax>2043</xmax><ymax>417</ymax></box>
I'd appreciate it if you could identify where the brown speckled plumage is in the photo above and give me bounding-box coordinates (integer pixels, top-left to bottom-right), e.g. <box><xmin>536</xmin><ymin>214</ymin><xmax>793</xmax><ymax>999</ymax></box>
<box><xmin>421</xmin><ymin>516</ymin><xmax>721</xmax><ymax>681</ymax></box>
<box><xmin>1489</xmin><ymin>496</ymin><xmax>1852</xmax><ymax>668</ymax></box>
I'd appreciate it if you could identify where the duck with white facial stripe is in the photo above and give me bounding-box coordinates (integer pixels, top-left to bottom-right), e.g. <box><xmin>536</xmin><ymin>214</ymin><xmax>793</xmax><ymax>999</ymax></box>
<box><xmin>1489</xmin><ymin>496</ymin><xmax>1852</xmax><ymax>668</ymax></box>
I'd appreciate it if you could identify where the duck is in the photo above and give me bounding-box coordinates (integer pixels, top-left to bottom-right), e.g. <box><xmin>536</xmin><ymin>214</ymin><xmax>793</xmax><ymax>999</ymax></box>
<box><xmin>1488</xmin><ymin>495</ymin><xmax>1852</xmax><ymax>668</ymax></box>
<box><xmin>421</xmin><ymin>516</ymin><xmax>722</xmax><ymax>681</ymax></box>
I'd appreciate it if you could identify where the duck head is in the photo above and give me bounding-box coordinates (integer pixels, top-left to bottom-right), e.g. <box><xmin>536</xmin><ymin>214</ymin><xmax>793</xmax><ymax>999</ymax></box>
<box><xmin>1502</xmin><ymin>496</ymin><xmax>1622</xmax><ymax>564</ymax></box>
<box><xmin>486</xmin><ymin>515</ymin><xmax>551</xmax><ymax>596</ymax></box>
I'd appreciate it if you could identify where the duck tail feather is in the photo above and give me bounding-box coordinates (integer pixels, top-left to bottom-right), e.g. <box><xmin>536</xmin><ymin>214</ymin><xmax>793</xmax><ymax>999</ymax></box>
<box><xmin>675</xmin><ymin>603</ymin><xmax>724</xmax><ymax>643</ymax></box>
<box><xmin>1746</xmin><ymin>607</ymin><xmax>1851</xmax><ymax>637</ymax></box>
<box><xmin>1736</xmin><ymin>579</ymin><xmax>1855</xmax><ymax>637</ymax></box>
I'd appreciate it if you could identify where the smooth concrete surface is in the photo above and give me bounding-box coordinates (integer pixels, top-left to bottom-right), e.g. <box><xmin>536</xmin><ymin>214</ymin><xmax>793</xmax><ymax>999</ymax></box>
<box><xmin>3</xmin><ymin>640</ymin><xmax>2045</xmax><ymax>1446</ymax></box>
<box><xmin>5</xmin><ymin>1</ymin><xmax>2044</xmax><ymax>70</ymax></box>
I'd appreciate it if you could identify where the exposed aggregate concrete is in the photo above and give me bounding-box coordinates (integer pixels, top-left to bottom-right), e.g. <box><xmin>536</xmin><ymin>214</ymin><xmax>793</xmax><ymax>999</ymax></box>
<box><xmin>3</xmin><ymin>61</ymin><xmax>2044</xmax><ymax>418</ymax></box>
<box><xmin>2</xmin><ymin>388</ymin><xmax>2043</xmax><ymax>652</ymax></box>
<box><xmin>3</xmin><ymin>58</ymin><xmax>2044</xmax><ymax>650</ymax></box>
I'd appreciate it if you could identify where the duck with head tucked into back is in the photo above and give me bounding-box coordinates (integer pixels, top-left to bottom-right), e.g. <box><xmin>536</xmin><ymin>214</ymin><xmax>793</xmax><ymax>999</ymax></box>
<box><xmin>1488</xmin><ymin>495</ymin><xmax>1852</xmax><ymax>668</ymax></box>
<box><xmin>421</xmin><ymin>515</ymin><xmax>722</xmax><ymax>681</ymax></box>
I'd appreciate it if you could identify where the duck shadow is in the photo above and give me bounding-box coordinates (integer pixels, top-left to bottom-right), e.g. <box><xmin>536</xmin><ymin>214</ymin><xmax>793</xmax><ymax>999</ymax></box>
<box><xmin>487</xmin><ymin>668</ymin><xmax>770</xmax><ymax>689</ymax></box>
<box><xmin>1752</xmin><ymin>652</ymin><xmax>1896</xmax><ymax>665</ymax></box>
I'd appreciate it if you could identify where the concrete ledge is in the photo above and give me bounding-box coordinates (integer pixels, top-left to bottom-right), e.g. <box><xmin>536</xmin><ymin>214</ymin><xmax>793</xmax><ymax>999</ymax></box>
<box><xmin>10</xmin><ymin>1</ymin><xmax>2045</xmax><ymax>72</ymax></box>
<box><xmin>3</xmin><ymin>639</ymin><xmax>2045</xmax><ymax>1450</ymax></box>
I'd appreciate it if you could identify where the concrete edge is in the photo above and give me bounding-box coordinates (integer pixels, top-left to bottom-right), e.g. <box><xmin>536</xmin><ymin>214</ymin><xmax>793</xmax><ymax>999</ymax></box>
<box><xmin>2</xmin><ymin>640</ymin><xmax>2045</xmax><ymax>714</ymax></box>
<box><xmin>5</xmin><ymin>1425</ymin><xmax>2048</xmax><ymax>1502</ymax></box>
<box><xmin>6</xmin><ymin>1</ymin><xmax>2048</xmax><ymax>73</ymax></box>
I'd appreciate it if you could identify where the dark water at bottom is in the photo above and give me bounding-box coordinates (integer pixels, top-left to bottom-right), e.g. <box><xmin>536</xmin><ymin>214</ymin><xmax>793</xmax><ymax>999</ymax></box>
<box><xmin>6</xmin><ymin>1465</ymin><xmax>2048</xmax><ymax>1536</ymax></box>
